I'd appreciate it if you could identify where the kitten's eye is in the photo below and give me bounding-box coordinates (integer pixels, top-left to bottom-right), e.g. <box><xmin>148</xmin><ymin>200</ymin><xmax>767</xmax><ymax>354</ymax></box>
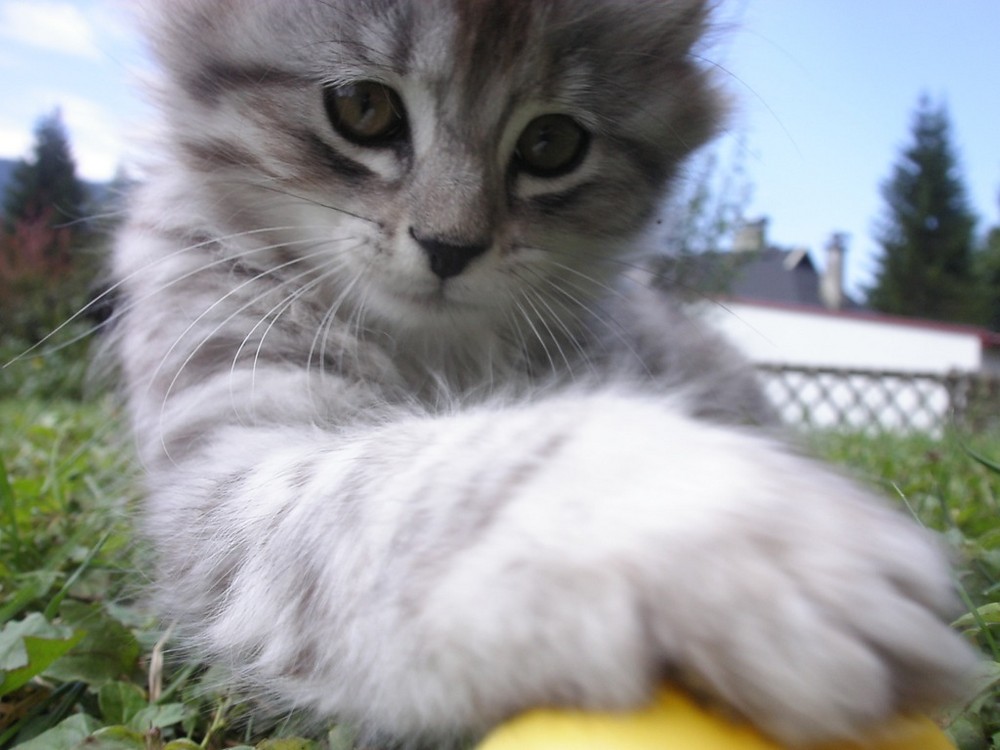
<box><xmin>515</xmin><ymin>114</ymin><xmax>589</xmax><ymax>178</ymax></box>
<box><xmin>324</xmin><ymin>81</ymin><xmax>407</xmax><ymax>146</ymax></box>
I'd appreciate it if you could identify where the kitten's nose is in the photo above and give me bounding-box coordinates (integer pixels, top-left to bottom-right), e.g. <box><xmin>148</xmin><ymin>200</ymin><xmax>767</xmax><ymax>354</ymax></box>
<box><xmin>409</xmin><ymin>227</ymin><xmax>489</xmax><ymax>280</ymax></box>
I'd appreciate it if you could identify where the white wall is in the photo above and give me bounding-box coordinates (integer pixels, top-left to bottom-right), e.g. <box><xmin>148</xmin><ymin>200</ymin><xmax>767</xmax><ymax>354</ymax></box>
<box><xmin>703</xmin><ymin>301</ymin><xmax>983</xmax><ymax>373</ymax></box>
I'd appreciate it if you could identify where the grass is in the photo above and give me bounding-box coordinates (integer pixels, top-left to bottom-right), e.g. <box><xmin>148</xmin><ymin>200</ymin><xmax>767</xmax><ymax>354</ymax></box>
<box><xmin>812</xmin><ymin>429</ymin><xmax>1000</xmax><ymax>749</ymax></box>
<box><xmin>1</xmin><ymin>393</ymin><xmax>999</xmax><ymax>749</ymax></box>
<box><xmin>0</xmin><ymin>396</ymin><xmax>345</xmax><ymax>749</ymax></box>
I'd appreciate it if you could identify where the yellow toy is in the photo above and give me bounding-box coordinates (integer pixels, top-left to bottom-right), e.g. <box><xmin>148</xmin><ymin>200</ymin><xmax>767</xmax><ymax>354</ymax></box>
<box><xmin>475</xmin><ymin>687</ymin><xmax>954</xmax><ymax>750</ymax></box>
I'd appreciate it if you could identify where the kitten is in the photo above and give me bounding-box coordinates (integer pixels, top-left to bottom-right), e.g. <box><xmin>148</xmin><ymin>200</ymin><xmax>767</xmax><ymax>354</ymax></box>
<box><xmin>114</xmin><ymin>0</ymin><xmax>976</xmax><ymax>745</ymax></box>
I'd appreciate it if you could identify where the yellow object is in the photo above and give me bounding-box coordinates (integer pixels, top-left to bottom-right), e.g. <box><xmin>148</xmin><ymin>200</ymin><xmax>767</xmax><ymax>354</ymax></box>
<box><xmin>475</xmin><ymin>688</ymin><xmax>955</xmax><ymax>750</ymax></box>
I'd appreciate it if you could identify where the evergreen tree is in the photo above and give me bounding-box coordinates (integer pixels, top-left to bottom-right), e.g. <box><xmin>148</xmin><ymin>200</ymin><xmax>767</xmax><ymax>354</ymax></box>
<box><xmin>978</xmin><ymin>198</ymin><xmax>1000</xmax><ymax>331</ymax></box>
<box><xmin>0</xmin><ymin>111</ymin><xmax>96</xmax><ymax>346</ymax></box>
<box><xmin>3</xmin><ymin>110</ymin><xmax>88</xmax><ymax>231</ymax></box>
<box><xmin>867</xmin><ymin>96</ymin><xmax>980</xmax><ymax>324</ymax></box>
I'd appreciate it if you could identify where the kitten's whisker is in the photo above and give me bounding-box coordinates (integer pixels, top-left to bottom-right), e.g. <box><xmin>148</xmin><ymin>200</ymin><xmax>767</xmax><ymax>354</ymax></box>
<box><xmin>550</xmin><ymin>240</ymin><xmax>753</xmax><ymax>308</ymax></box>
<box><xmin>232</xmin><ymin>267</ymin><xmax>338</xmax><ymax>423</ymax></box>
<box><xmin>157</xmin><ymin>262</ymin><xmax>326</xmax><ymax>464</ymax></box>
<box><xmin>515</xmin><ymin>286</ymin><xmax>576</xmax><ymax>376</ymax></box>
<box><xmin>344</xmin><ymin>269</ymin><xmax>375</xmax><ymax>350</ymax></box>
<box><xmin>690</xmin><ymin>52</ymin><xmax>800</xmax><ymax>155</ymax></box>
<box><xmin>500</xmin><ymin>307</ymin><xmax>532</xmax><ymax>366</ymax></box>
<box><xmin>248</xmin><ymin>263</ymin><xmax>356</xmax><ymax>412</ymax></box>
<box><xmin>58</xmin><ymin>235</ymin><xmax>336</xmax><ymax>364</ymax></box>
<box><xmin>526</xmin><ymin>264</ymin><xmax>653</xmax><ymax>374</ymax></box>
<box><xmin>131</xmin><ymin>235</ymin><xmax>330</xmax><ymax>304</ymax></box>
<box><xmin>166</xmin><ymin>258</ymin><xmax>322</xmax><ymax>399</ymax></box>
<box><xmin>562</xmin><ymin>291</ymin><xmax>649</xmax><ymax>375</ymax></box>
<box><xmin>302</xmin><ymin>248</ymin><xmax>369</xmax><ymax>383</ymax></box>
<box><xmin>513</xmin><ymin>271</ymin><xmax>598</xmax><ymax>374</ymax></box>
<box><xmin>540</xmin><ymin>257</ymin><xmax>630</xmax><ymax>304</ymax></box>
<box><xmin>324</xmin><ymin>264</ymin><xmax>380</xmax><ymax>393</ymax></box>
<box><xmin>151</xmin><ymin>248</ymin><xmax>337</xmax><ymax>461</ymax></box>
<box><xmin>510</xmin><ymin>298</ymin><xmax>557</xmax><ymax>376</ymax></box>
<box><xmin>3</xmin><ymin>226</ymin><xmax>335</xmax><ymax>366</ymax></box>
<box><xmin>540</xmin><ymin>243</ymin><xmax>656</xmax><ymax>278</ymax></box>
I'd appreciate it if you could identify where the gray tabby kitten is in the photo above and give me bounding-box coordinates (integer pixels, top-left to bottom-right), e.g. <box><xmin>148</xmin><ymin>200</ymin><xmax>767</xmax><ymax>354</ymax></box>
<box><xmin>114</xmin><ymin>0</ymin><xmax>976</xmax><ymax>745</ymax></box>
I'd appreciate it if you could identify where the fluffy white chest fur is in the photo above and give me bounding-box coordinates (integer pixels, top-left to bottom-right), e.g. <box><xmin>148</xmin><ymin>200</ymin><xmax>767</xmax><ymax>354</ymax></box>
<box><xmin>114</xmin><ymin>0</ymin><xmax>976</xmax><ymax>746</ymax></box>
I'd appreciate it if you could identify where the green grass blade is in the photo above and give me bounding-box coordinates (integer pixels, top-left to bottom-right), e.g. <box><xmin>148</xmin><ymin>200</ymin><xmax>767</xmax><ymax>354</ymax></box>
<box><xmin>956</xmin><ymin>585</ymin><xmax>1000</xmax><ymax>662</ymax></box>
<box><xmin>43</xmin><ymin>529</ymin><xmax>112</xmax><ymax>620</ymax></box>
<box><xmin>0</xmin><ymin>453</ymin><xmax>22</xmax><ymax>563</ymax></box>
<box><xmin>965</xmin><ymin>444</ymin><xmax>1000</xmax><ymax>475</ymax></box>
<box><xmin>0</xmin><ymin>571</ymin><xmax>59</xmax><ymax>624</ymax></box>
<box><xmin>0</xmin><ymin>681</ymin><xmax>87</xmax><ymax>747</ymax></box>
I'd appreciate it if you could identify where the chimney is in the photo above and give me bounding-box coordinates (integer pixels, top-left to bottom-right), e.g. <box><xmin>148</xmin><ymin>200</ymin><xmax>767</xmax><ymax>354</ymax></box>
<box><xmin>732</xmin><ymin>218</ymin><xmax>768</xmax><ymax>253</ymax></box>
<box><xmin>820</xmin><ymin>232</ymin><xmax>847</xmax><ymax>310</ymax></box>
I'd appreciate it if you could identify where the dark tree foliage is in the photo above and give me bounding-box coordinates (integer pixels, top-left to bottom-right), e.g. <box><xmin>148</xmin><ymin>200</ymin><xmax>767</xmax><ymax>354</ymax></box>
<box><xmin>3</xmin><ymin>110</ymin><xmax>88</xmax><ymax>231</ymax></box>
<box><xmin>867</xmin><ymin>96</ymin><xmax>980</xmax><ymax>324</ymax></box>
<box><xmin>0</xmin><ymin>110</ymin><xmax>98</xmax><ymax>357</ymax></box>
<box><xmin>979</xmin><ymin>210</ymin><xmax>1000</xmax><ymax>331</ymax></box>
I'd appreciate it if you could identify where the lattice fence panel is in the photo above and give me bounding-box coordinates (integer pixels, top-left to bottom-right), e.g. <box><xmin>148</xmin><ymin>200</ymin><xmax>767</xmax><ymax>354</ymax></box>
<box><xmin>756</xmin><ymin>366</ymin><xmax>1000</xmax><ymax>434</ymax></box>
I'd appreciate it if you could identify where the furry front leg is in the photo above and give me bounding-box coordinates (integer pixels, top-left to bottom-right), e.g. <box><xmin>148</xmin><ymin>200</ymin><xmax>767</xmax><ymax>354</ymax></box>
<box><xmin>147</xmin><ymin>391</ymin><xmax>975</xmax><ymax>746</ymax></box>
<box><xmin>405</xmin><ymin>393</ymin><xmax>976</xmax><ymax>745</ymax></box>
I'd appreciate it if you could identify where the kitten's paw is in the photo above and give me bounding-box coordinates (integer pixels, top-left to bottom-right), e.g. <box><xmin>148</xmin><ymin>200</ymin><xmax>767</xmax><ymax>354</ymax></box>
<box><xmin>451</xmin><ymin>430</ymin><xmax>972</xmax><ymax>744</ymax></box>
<box><xmin>396</xmin><ymin>402</ymin><xmax>976</xmax><ymax>745</ymax></box>
<box><xmin>635</xmin><ymin>445</ymin><xmax>978</xmax><ymax>745</ymax></box>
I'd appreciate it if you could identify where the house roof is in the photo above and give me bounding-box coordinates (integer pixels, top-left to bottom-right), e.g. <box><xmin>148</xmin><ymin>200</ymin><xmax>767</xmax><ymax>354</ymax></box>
<box><xmin>728</xmin><ymin>248</ymin><xmax>822</xmax><ymax>307</ymax></box>
<box><xmin>730</xmin><ymin>247</ymin><xmax>864</xmax><ymax>310</ymax></box>
<box><xmin>674</xmin><ymin>246</ymin><xmax>861</xmax><ymax>310</ymax></box>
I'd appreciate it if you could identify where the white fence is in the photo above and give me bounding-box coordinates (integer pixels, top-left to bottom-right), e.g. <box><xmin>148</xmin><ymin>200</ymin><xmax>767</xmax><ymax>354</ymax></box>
<box><xmin>756</xmin><ymin>365</ymin><xmax>1000</xmax><ymax>434</ymax></box>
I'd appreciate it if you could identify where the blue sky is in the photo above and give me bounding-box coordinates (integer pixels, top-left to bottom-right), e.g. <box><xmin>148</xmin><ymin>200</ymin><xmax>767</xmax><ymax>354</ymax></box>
<box><xmin>718</xmin><ymin>1</ymin><xmax>1000</xmax><ymax>295</ymax></box>
<box><xmin>1</xmin><ymin>1</ymin><xmax>998</xmax><ymax>298</ymax></box>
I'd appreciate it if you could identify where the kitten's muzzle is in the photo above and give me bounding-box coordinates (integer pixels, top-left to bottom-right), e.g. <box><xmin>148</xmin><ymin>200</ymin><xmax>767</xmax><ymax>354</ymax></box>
<box><xmin>409</xmin><ymin>227</ymin><xmax>490</xmax><ymax>280</ymax></box>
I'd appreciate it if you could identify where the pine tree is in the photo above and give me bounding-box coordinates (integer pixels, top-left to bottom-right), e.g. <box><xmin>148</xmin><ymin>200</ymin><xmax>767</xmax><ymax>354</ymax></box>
<box><xmin>0</xmin><ymin>111</ymin><xmax>95</xmax><ymax>346</ymax></box>
<box><xmin>867</xmin><ymin>96</ymin><xmax>980</xmax><ymax>324</ymax></box>
<box><xmin>979</xmin><ymin>198</ymin><xmax>1000</xmax><ymax>331</ymax></box>
<box><xmin>3</xmin><ymin>110</ymin><xmax>88</xmax><ymax>231</ymax></box>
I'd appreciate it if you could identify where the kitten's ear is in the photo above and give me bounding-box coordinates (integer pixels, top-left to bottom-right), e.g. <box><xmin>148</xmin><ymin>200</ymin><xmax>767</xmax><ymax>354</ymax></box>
<box><xmin>136</xmin><ymin>0</ymin><xmax>221</xmax><ymax>74</ymax></box>
<box><xmin>676</xmin><ymin>0</ymin><xmax>715</xmax><ymax>39</ymax></box>
<box><xmin>138</xmin><ymin>0</ymin><xmax>271</xmax><ymax>67</ymax></box>
<box><xmin>556</xmin><ymin>0</ymin><xmax>724</xmax><ymax>175</ymax></box>
<box><xmin>556</xmin><ymin>0</ymin><xmax>715</xmax><ymax>74</ymax></box>
<box><xmin>136</xmin><ymin>0</ymin><xmax>211</xmax><ymax>43</ymax></box>
<box><xmin>136</xmin><ymin>0</ymin><xmax>290</xmax><ymax>103</ymax></box>
<box><xmin>623</xmin><ymin>0</ymin><xmax>714</xmax><ymax>56</ymax></box>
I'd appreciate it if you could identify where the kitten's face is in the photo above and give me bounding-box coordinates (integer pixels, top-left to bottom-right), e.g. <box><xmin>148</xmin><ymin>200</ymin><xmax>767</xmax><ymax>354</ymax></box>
<box><xmin>146</xmin><ymin>0</ymin><xmax>719</xmax><ymax>336</ymax></box>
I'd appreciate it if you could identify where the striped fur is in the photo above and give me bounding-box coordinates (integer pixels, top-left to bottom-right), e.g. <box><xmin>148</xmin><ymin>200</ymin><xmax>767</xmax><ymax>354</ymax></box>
<box><xmin>114</xmin><ymin>1</ymin><xmax>976</xmax><ymax>745</ymax></box>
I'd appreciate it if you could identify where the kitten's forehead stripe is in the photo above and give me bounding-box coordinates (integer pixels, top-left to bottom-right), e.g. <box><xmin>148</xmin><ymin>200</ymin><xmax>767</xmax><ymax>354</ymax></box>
<box><xmin>178</xmin><ymin>138</ymin><xmax>268</xmax><ymax>174</ymax></box>
<box><xmin>388</xmin><ymin>1</ymin><xmax>418</xmax><ymax>74</ymax></box>
<box><xmin>453</xmin><ymin>0</ymin><xmax>537</xmax><ymax>89</ymax></box>
<box><xmin>449</xmin><ymin>2</ymin><xmax>554</xmax><ymax>129</ymax></box>
<box><xmin>183</xmin><ymin>63</ymin><xmax>307</xmax><ymax>105</ymax></box>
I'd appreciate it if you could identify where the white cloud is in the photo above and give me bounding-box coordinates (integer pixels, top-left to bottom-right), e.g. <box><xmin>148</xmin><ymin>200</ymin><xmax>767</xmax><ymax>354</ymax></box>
<box><xmin>0</xmin><ymin>123</ymin><xmax>33</xmax><ymax>161</ymax></box>
<box><xmin>49</xmin><ymin>94</ymin><xmax>127</xmax><ymax>181</ymax></box>
<box><xmin>86</xmin><ymin>0</ymin><xmax>138</xmax><ymax>45</ymax></box>
<box><xmin>0</xmin><ymin>93</ymin><xmax>139</xmax><ymax>182</ymax></box>
<box><xmin>0</xmin><ymin>1</ymin><xmax>104</xmax><ymax>60</ymax></box>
